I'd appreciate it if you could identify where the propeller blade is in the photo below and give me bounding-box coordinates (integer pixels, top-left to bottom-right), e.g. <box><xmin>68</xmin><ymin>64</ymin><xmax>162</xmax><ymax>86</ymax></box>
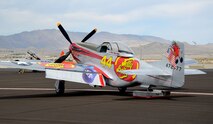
<box><xmin>81</xmin><ymin>28</ymin><xmax>97</xmax><ymax>43</ymax></box>
<box><xmin>57</xmin><ymin>22</ymin><xmax>72</xmax><ymax>44</ymax></box>
<box><xmin>54</xmin><ymin>51</ymin><xmax>71</xmax><ymax>63</ymax></box>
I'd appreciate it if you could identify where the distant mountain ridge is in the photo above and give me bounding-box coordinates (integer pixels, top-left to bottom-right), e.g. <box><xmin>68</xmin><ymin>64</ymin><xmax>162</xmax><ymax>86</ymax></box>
<box><xmin>0</xmin><ymin>29</ymin><xmax>169</xmax><ymax>49</ymax></box>
<box><xmin>0</xmin><ymin>29</ymin><xmax>212</xmax><ymax>59</ymax></box>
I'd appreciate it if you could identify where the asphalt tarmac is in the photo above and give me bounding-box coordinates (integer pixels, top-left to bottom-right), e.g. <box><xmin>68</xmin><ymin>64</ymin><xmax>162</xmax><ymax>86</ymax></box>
<box><xmin>0</xmin><ymin>69</ymin><xmax>212</xmax><ymax>124</ymax></box>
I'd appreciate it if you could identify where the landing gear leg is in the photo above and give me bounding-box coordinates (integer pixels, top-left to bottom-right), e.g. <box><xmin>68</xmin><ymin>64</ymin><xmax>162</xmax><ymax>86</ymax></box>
<box><xmin>55</xmin><ymin>80</ymin><xmax>65</xmax><ymax>95</ymax></box>
<box><xmin>118</xmin><ymin>87</ymin><xmax>127</xmax><ymax>94</ymax></box>
<box><xmin>147</xmin><ymin>85</ymin><xmax>155</xmax><ymax>92</ymax></box>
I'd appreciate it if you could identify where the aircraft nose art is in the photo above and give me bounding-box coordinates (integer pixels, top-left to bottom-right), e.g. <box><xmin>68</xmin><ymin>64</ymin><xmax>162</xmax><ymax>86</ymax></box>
<box><xmin>114</xmin><ymin>57</ymin><xmax>139</xmax><ymax>82</ymax></box>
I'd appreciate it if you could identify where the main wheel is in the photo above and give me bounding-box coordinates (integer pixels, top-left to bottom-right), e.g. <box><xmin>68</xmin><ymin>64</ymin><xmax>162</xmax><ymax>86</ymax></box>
<box><xmin>55</xmin><ymin>80</ymin><xmax>65</xmax><ymax>95</ymax></box>
<box><xmin>118</xmin><ymin>87</ymin><xmax>127</xmax><ymax>94</ymax></box>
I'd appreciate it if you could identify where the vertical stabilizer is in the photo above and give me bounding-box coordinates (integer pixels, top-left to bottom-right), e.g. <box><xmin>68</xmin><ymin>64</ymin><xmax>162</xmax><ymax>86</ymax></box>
<box><xmin>151</xmin><ymin>41</ymin><xmax>184</xmax><ymax>88</ymax></box>
<box><xmin>169</xmin><ymin>41</ymin><xmax>184</xmax><ymax>87</ymax></box>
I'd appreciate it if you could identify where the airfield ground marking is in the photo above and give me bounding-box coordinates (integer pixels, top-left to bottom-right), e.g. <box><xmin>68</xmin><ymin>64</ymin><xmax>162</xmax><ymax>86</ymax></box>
<box><xmin>171</xmin><ymin>91</ymin><xmax>213</xmax><ymax>96</ymax></box>
<box><xmin>0</xmin><ymin>88</ymin><xmax>213</xmax><ymax>96</ymax></box>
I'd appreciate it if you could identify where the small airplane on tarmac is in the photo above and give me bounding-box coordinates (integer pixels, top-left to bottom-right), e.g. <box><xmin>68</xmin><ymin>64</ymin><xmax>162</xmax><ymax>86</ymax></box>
<box><xmin>0</xmin><ymin>23</ymin><xmax>206</xmax><ymax>98</ymax></box>
<box><xmin>0</xmin><ymin>50</ymin><xmax>75</xmax><ymax>73</ymax></box>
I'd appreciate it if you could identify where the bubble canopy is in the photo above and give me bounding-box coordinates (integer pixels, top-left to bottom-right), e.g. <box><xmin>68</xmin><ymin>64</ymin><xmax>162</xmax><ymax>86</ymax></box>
<box><xmin>97</xmin><ymin>41</ymin><xmax>135</xmax><ymax>57</ymax></box>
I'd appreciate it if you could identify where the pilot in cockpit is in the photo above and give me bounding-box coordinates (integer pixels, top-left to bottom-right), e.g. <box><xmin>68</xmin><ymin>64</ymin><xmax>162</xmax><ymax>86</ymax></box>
<box><xmin>97</xmin><ymin>42</ymin><xmax>134</xmax><ymax>57</ymax></box>
<box><xmin>97</xmin><ymin>42</ymin><xmax>112</xmax><ymax>53</ymax></box>
<box><xmin>99</xmin><ymin>45</ymin><xmax>109</xmax><ymax>52</ymax></box>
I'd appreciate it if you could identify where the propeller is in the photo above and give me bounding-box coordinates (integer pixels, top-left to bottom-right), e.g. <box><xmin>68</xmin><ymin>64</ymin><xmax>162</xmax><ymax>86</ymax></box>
<box><xmin>81</xmin><ymin>28</ymin><xmax>97</xmax><ymax>42</ymax></box>
<box><xmin>57</xmin><ymin>22</ymin><xmax>72</xmax><ymax>44</ymax></box>
<box><xmin>56</xmin><ymin>22</ymin><xmax>97</xmax><ymax>63</ymax></box>
<box><xmin>54</xmin><ymin>51</ymin><xmax>71</xmax><ymax>63</ymax></box>
<box><xmin>55</xmin><ymin>23</ymin><xmax>72</xmax><ymax>63</ymax></box>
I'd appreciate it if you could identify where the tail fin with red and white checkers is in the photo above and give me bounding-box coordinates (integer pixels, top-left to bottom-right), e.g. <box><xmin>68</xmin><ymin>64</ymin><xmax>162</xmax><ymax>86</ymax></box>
<box><xmin>151</xmin><ymin>41</ymin><xmax>185</xmax><ymax>87</ymax></box>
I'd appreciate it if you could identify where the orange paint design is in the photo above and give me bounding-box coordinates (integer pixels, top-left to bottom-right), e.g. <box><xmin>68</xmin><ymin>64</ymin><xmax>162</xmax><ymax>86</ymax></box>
<box><xmin>38</xmin><ymin>61</ymin><xmax>76</xmax><ymax>69</ymax></box>
<box><xmin>114</xmin><ymin>57</ymin><xmax>139</xmax><ymax>82</ymax></box>
<box><xmin>60</xmin><ymin>50</ymin><xmax>65</xmax><ymax>57</ymax></box>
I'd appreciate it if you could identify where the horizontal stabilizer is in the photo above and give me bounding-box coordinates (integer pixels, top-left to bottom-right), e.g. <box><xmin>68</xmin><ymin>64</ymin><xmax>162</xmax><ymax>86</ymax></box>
<box><xmin>185</xmin><ymin>59</ymin><xmax>198</xmax><ymax>66</ymax></box>
<box><xmin>120</xmin><ymin>69</ymin><xmax>171</xmax><ymax>76</ymax></box>
<box><xmin>185</xmin><ymin>69</ymin><xmax>206</xmax><ymax>75</ymax></box>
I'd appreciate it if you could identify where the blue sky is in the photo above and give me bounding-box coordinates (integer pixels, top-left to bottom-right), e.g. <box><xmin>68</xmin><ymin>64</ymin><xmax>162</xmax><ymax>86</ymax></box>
<box><xmin>0</xmin><ymin>0</ymin><xmax>213</xmax><ymax>44</ymax></box>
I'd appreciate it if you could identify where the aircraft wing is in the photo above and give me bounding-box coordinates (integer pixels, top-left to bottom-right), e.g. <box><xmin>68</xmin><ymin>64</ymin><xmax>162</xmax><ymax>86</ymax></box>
<box><xmin>0</xmin><ymin>60</ymin><xmax>46</xmax><ymax>71</ymax></box>
<box><xmin>0</xmin><ymin>60</ymin><xmax>106</xmax><ymax>86</ymax></box>
<box><xmin>146</xmin><ymin>58</ymin><xmax>198</xmax><ymax>66</ymax></box>
<box><xmin>45</xmin><ymin>64</ymin><xmax>106</xmax><ymax>87</ymax></box>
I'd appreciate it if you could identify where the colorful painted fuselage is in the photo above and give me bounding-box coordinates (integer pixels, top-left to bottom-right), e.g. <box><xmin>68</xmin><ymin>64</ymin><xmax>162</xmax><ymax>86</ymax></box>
<box><xmin>37</xmin><ymin>41</ymin><xmax>185</xmax><ymax>88</ymax></box>
<box><xmin>68</xmin><ymin>42</ymin><xmax>141</xmax><ymax>87</ymax></box>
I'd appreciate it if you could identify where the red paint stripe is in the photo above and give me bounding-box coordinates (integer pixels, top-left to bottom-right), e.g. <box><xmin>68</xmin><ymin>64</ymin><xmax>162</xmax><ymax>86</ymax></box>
<box><xmin>71</xmin><ymin>43</ymin><xmax>115</xmax><ymax>64</ymax></box>
<box><xmin>72</xmin><ymin>55</ymin><xmax>81</xmax><ymax>62</ymax></box>
<box><xmin>93</xmin><ymin>65</ymin><xmax>110</xmax><ymax>79</ymax></box>
<box><xmin>99</xmin><ymin>74</ymin><xmax>105</xmax><ymax>87</ymax></box>
<box><xmin>72</xmin><ymin>43</ymin><xmax>102</xmax><ymax>60</ymax></box>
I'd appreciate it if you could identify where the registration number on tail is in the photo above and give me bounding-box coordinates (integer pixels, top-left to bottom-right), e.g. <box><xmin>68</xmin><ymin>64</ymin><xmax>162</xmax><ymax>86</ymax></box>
<box><xmin>166</xmin><ymin>63</ymin><xmax>182</xmax><ymax>71</ymax></box>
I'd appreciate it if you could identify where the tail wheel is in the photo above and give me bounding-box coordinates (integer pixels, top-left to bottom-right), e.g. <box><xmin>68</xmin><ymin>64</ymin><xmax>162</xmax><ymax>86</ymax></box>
<box><xmin>55</xmin><ymin>80</ymin><xmax>65</xmax><ymax>95</ymax></box>
<box><xmin>118</xmin><ymin>87</ymin><xmax>127</xmax><ymax>94</ymax></box>
<box><xmin>162</xmin><ymin>90</ymin><xmax>171</xmax><ymax>96</ymax></box>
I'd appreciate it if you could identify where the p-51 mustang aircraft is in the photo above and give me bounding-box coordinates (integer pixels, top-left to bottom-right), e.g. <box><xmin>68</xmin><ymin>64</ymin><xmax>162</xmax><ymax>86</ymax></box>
<box><xmin>0</xmin><ymin>23</ymin><xmax>206</xmax><ymax>98</ymax></box>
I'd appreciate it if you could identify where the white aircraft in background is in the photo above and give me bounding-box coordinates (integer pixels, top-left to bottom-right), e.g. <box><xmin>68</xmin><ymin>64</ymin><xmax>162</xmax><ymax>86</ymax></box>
<box><xmin>0</xmin><ymin>50</ymin><xmax>74</xmax><ymax>73</ymax></box>
<box><xmin>0</xmin><ymin>50</ymin><xmax>51</xmax><ymax>72</ymax></box>
<box><xmin>0</xmin><ymin>23</ymin><xmax>206</xmax><ymax>98</ymax></box>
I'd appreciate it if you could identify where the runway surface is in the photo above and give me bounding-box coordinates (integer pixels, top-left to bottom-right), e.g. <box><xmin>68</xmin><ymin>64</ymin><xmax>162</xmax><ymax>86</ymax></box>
<box><xmin>0</xmin><ymin>69</ymin><xmax>212</xmax><ymax>124</ymax></box>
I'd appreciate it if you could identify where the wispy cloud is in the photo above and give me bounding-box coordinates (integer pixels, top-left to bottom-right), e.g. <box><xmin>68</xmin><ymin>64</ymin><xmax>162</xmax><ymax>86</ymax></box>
<box><xmin>0</xmin><ymin>0</ymin><xmax>212</xmax><ymax>44</ymax></box>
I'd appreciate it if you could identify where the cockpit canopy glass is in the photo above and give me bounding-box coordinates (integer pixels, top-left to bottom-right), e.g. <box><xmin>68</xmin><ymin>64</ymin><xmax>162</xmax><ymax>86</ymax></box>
<box><xmin>97</xmin><ymin>41</ymin><xmax>134</xmax><ymax>55</ymax></box>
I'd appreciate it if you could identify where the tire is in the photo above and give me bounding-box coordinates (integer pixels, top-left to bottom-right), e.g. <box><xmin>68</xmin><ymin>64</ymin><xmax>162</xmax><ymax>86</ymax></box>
<box><xmin>118</xmin><ymin>87</ymin><xmax>127</xmax><ymax>94</ymax></box>
<box><xmin>162</xmin><ymin>90</ymin><xmax>171</xmax><ymax>96</ymax></box>
<box><xmin>55</xmin><ymin>80</ymin><xmax>65</xmax><ymax>95</ymax></box>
